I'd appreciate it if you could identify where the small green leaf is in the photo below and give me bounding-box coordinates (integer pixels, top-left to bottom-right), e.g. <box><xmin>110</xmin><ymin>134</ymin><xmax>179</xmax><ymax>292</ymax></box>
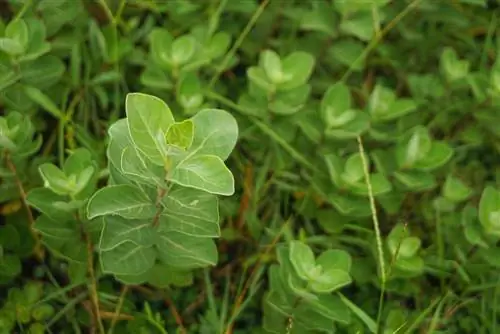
<box><xmin>397</xmin><ymin>126</ymin><xmax>432</xmax><ymax>168</ymax></box>
<box><xmin>340</xmin><ymin>12</ymin><xmax>375</xmax><ymax>41</ymax></box>
<box><xmin>309</xmin><ymin>269</ymin><xmax>352</xmax><ymax>293</ymax></box>
<box><xmin>177</xmin><ymin>72</ymin><xmax>203</xmax><ymax>111</ymax></box>
<box><xmin>247</xmin><ymin>67</ymin><xmax>274</xmax><ymax>92</ymax></box>
<box><xmin>149</xmin><ymin>28</ymin><xmax>174</xmax><ymax>69</ymax></box>
<box><xmin>280</xmin><ymin>51</ymin><xmax>315</xmax><ymax>90</ymax></box>
<box><xmin>316</xmin><ymin>249</ymin><xmax>352</xmax><ymax>273</ymax></box>
<box><xmin>393</xmin><ymin>171</ymin><xmax>436</xmax><ymax>192</ymax></box>
<box><xmin>23</xmin><ymin>85</ymin><xmax>64</xmax><ymax>119</ymax></box>
<box><xmin>398</xmin><ymin>237</ymin><xmax>421</xmax><ymax>258</ymax></box>
<box><xmin>171</xmin><ymin>35</ymin><xmax>196</xmax><ymax>66</ymax></box>
<box><xmin>3</xmin><ymin>19</ymin><xmax>29</xmax><ymax>55</ymax></box>
<box><xmin>289</xmin><ymin>241</ymin><xmax>316</xmax><ymax>280</ymax></box>
<box><xmin>443</xmin><ymin>175</ymin><xmax>472</xmax><ymax>203</ymax></box>
<box><xmin>125</xmin><ymin>92</ymin><xmax>175</xmax><ymax>165</ymax></box>
<box><xmin>479</xmin><ymin>186</ymin><xmax>500</xmax><ymax>236</ymax></box>
<box><xmin>261</xmin><ymin>49</ymin><xmax>284</xmax><ymax>84</ymax></box>
<box><xmin>38</xmin><ymin>163</ymin><xmax>72</xmax><ymax>195</ymax></box>
<box><xmin>412</xmin><ymin>142</ymin><xmax>453</xmax><ymax>171</ymax></box>
<box><xmin>440</xmin><ymin>47</ymin><xmax>470</xmax><ymax>82</ymax></box>
<box><xmin>324</xmin><ymin>111</ymin><xmax>370</xmax><ymax>139</ymax></box>
<box><xmin>166</xmin><ymin>120</ymin><xmax>194</xmax><ymax>150</ymax></box>
<box><xmin>341</xmin><ymin>152</ymin><xmax>366</xmax><ymax>184</ymax></box>
<box><xmin>321</xmin><ymin>83</ymin><xmax>352</xmax><ymax>127</ymax></box>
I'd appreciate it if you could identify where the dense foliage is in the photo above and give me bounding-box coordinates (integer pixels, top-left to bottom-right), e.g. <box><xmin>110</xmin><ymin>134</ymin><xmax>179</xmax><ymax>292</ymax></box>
<box><xmin>1</xmin><ymin>0</ymin><xmax>500</xmax><ymax>333</ymax></box>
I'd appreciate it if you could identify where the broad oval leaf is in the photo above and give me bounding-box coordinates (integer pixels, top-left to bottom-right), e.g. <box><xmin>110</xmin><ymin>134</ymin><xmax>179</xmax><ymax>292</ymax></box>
<box><xmin>189</xmin><ymin>109</ymin><xmax>238</xmax><ymax>160</ymax></box>
<box><xmin>169</xmin><ymin>154</ymin><xmax>235</xmax><ymax>196</ymax></box>
<box><xmin>87</xmin><ymin>184</ymin><xmax>156</xmax><ymax>219</ymax></box>
<box><xmin>159</xmin><ymin>186</ymin><xmax>219</xmax><ymax>237</ymax></box>
<box><xmin>100</xmin><ymin>242</ymin><xmax>156</xmax><ymax>277</ymax></box>
<box><xmin>155</xmin><ymin>231</ymin><xmax>218</xmax><ymax>269</ymax></box>
<box><xmin>289</xmin><ymin>241</ymin><xmax>316</xmax><ymax>280</ymax></box>
<box><xmin>99</xmin><ymin>215</ymin><xmax>156</xmax><ymax>251</ymax></box>
<box><xmin>125</xmin><ymin>92</ymin><xmax>175</xmax><ymax>165</ymax></box>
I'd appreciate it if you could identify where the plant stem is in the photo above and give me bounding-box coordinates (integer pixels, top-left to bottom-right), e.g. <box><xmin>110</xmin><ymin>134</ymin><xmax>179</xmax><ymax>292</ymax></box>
<box><xmin>224</xmin><ymin>218</ymin><xmax>290</xmax><ymax>334</ymax></box>
<box><xmin>356</xmin><ymin>136</ymin><xmax>386</xmax><ymax>333</ymax></box>
<box><xmin>152</xmin><ymin>187</ymin><xmax>168</xmax><ymax>227</ymax></box>
<box><xmin>208</xmin><ymin>0</ymin><xmax>270</xmax><ymax>89</ymax></box>
<box><xmin>108</xmin><ymin>285</ymin><xmax>129</xmax><ymax>334</ymax></box>
<box><xmin>164</xmin><ymin>290</ymin><xmax>186</xmax><ymax>334</ymax></box>
<box><xmin>4</xmin><ymin>153</ymin><xmax>44</xmax><ymax>261</ymax></box>
<box><xmin>85</xmin><ymin>230</ymin><xmax>105</xmax><ymax>334</ymax></box>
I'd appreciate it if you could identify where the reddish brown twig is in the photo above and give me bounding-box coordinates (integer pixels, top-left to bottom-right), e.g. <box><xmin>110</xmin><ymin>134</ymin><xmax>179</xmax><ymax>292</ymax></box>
<box><xmin>4</xmin><ymin>153</ymin><xmax>44</xmax><ymax>261</ymax></box>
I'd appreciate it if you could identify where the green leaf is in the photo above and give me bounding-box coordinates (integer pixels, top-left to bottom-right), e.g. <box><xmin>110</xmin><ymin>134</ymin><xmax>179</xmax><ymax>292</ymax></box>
<box><xmin>393</xmin><ymin>171</ymin><xmax>436</xmax><ymax>192</ymax></box>
<box><xmin>206</xmin><ymin>32</ymin><xmax>231</xmax><ymax>59</ymax></box>
<box><xmin>177</xmin><ymin>72</ymin><xmax>203</xmax><ymax>111</ymax></box>
<box><xmin>316</xmin><ymin>249</ymin><xmax>352</xmax><ymax>273</ymax></box>
<box><xmin>247</xmin><ymin>67</ymin><xmax>274</xmax><ymax>92</ymax></box>
<box><xmin>166</xmin><ymin>120</ymin><xmax>194</xmax><ymax>150</ymax></box>
<box><xmin>100</xmin><ymin>242</ymin><xmax>156</xmax><ymax>277</ymax></box>
<box><xmin>184</xmin><ymin>108</ymin><xmax>237</xmax><ymax>160</ymax></box>
<box><xmin>261</xmin><ymin>49</ymin><xmax>284</xmax><ymax>84</ymax></box>
<box><xmin>125</xmin><ymin>92</ymin><xmax>175</xmax><ymax>165</ymax></box>
<box><xmin>443</xmin><ymin>175</ymin><xmax>472</xmax><ymax>203</ymax></box>
<box><xmin>305</xmin><ymin>294</ymin><xmax>351</xmax><ymax>324</ymax></box>
<box><xmin>38</xmin><ymin>163</ymin><xmax>72</xmax><ymax>195</ymax></box>
<box><xmin>159</xmin><ymin>186</ymin><xmax>219</xmax><ymax>237</ymax></box>
<box><xmin>23</xmin><ymin>85</ymin><xmax>64</xmax><ymax>119</ymax></box>
<box><xmin>341</xmin><ymin>153</ymin><xmax>366</xmax><ymax>184</ymax></box>
<box><xmin>171</xmin><ymin>35</ymin><xmax>196</xmax><ymax>66</ymax></box>
<box><xmin>300</xmin><ymin>2</ymin><xmax>337</xmax><ymax>36</ymax></box>
<box><xmin>440</xmin><ymin>47</ymin><xmax>470</xmax><ymax>82</ymax></box>
<box><xmin>321</xmin><ymin>83</ymin><xmax>353</xmax><ymax>127</ymax></box>
<box><xmin>269</xmin><ymin>84</ymin><xmax>310</xmax><ymax>115</ymax></box>
<box><xmin>156</xmin><ymin>231</ymin><xmax>218</xmax><ymax>269</ymax></box>
<box><xmin>328</xmin><ymin>40</ymin><xmax>365</xmax><ymax>71</ymax></box>
<box><xmin>20</xmin><ymin>55</ymin><xmax>65</xmax><ymax>89</ymax></box>
<box><xmin>324</xmin><ymin>112</ymin><xmax>370</xmax><ymax>139</ymax></box>
<box><xmin>280</xmin><ymin>51</ymin><xmax>315</xmax><ymax>90</ymax></box>
<box><xmin>289</xmin><ymin>241</ymin><xmax>316</xmax><ymax>280</ymax></box>
<box><xmin>149</xmin><ymin>28</ymin><xmax>174</xmax><ymax>69</ymax></box>
<box><xmin>398</xmin><ymin>237</ymin><xmax>421</xmax><ymax>258</ymax></box>
<box><xmin>3</xmin><ymin>19</ymin><xmax>29</xmax><ymax>55</ymax></box>
<box><xmin>99</xmin><ymin>216</ymin><xmax>156</xmax><ymax>251</ymax></box>
<box><xmin>396</xmin><ymin>126</ymin><xmax>432</xmax><ymax>168</ymax></box>
<box><xmin>169</xmin><ymin>154</ymin><xmax>235</xmax><ymax>196</ymax></box>
<box><xmin>412</xmin><ymin>142</ymin><xmax>453</xmax><ymax>171</ymax></box>
<box><xmin>309</xmin><ymin>269</ymin><xmax>352</xmax><ymax>293</ymax></box>
<box><xmin>87</xmin><ymin>184</ymin><xmax>156</xmax><ymax>220</ymax></box>
<box><xmin>479</xmin><ymin>186</ymin><xmax>500</xmax><ymax>235</ymax></box>
<box><xmin>340</xmin><ymin>12</ymin><xmax>375</xmax><ymax>41</ymax></box>
<box><xmin>140</xmin><ymin>63</ymin><xmax>173</xmax><ymax>90</ymax></box>
<box><xmin>27</xmin><ymin>188</ymin><xmax>74</xmax><ymax>220</ymax></box>
<box><xmin>339</xmin><ymin>293</ymin><xmax>377</xmax><ymax>333</ymax></box>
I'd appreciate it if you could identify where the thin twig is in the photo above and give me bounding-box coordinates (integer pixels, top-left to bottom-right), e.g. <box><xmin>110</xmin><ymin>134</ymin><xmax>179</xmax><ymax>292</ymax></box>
<box><xmin>208</xmin><ymin>0</ymin><xmax>270</xmax><ymax>88</ymax></box>
<box><xmin>84</xmin><ymin>228</ymin><xmax>105</xmax><ymax>334</ymax></box>
<box><xmin>224</xmin><ymin>219</ymin><xmax>290</xmax><ymax>334</ymax></box>
<box><xmin>164</xmin><ymin>291</ymin><xmax>187</xmax><ymax>334</ymax></box>
<box><xmin>4</xmin><ymin>153</ymin><xmax>44</xmax><ymax>260</ymax></box>
<box><xmin>108</xmin><ymin>285</ymin><xmax>129</xmax><ymax>334</ymax></box>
